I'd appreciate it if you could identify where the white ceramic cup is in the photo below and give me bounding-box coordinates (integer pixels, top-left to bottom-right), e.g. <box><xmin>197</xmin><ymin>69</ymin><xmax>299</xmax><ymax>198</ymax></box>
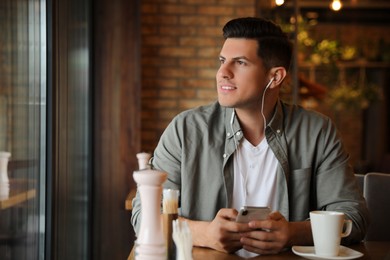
<box><xmin>310</xmin><ymin>211</ymin><xmax>352</xmax><ymax>257</ymax></box>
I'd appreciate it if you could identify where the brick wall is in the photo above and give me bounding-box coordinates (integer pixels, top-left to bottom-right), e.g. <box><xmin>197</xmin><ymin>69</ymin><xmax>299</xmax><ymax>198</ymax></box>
<box><xmin>140</xmin><ymin>0</ymin><xmax>256</xmax><ymax>152</ymax></box>
<box><xmin>139</xmin><ymin>1</ymin><xmax>388</xmax><ymax>172</ymax></box>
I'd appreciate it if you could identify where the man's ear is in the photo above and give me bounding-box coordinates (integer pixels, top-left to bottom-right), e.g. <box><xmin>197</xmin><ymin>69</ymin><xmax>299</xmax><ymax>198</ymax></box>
<box><xmin>269</xmin><ymin>67</ymin><xmax>287</xmax><ymax>88</ymax></box>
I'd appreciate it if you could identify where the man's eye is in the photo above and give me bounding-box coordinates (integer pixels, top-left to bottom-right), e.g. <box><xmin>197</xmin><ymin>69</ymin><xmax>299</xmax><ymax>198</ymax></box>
<box><xmin>237</xmin><ymin>60</ymin><xmax>246</xmax><ymax>65</ymax></box>
<box><xmin>219</xmin><ymin>58</ymin><xmax>225</xmax><ymax>64</ymax></box>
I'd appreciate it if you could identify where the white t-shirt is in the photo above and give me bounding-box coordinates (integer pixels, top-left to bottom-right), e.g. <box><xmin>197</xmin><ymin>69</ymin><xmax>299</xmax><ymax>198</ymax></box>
<box><xmin>231</xmin><ymin>137</ymin><xmax>278</xmax><ymax>258</ymax></box>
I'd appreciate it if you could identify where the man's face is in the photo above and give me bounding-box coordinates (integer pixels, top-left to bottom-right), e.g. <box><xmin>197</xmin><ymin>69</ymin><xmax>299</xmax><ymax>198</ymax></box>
<box><xmin>216</xmin><ymin>38</ymin><xmax>269</xmax><ymax>110</ymax></box>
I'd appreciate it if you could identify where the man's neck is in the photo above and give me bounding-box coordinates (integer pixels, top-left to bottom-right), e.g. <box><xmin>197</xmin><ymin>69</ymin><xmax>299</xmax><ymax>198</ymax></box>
<box><xmin>235</xmin><ymin>109</ymin><xmax>265</xmax><ymax>146</ymax></box>
<box><xmin>234</xmin><ymin>100</ymin><xmax>277</xmax><ymax>146</ymax></box>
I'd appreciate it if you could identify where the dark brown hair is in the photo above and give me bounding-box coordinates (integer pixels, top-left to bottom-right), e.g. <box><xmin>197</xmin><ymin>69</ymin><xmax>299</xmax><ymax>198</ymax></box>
<box><xmin>223</xmin><ymin>17</ymin><xmax>292</xmax><ymax>71</ymax></box>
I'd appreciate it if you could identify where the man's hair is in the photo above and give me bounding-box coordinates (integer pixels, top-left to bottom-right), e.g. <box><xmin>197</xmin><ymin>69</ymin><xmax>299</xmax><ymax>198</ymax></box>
<box><xmin>222</xmin><ymin>17</ymin><xmax>292</xmax><ymax>71</ymax></box>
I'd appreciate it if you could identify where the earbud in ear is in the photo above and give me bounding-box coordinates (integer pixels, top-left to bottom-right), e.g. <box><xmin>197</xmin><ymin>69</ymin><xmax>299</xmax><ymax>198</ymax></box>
<box><xmin>264</xmin><ymin>77</ymin><xmax>274</xmax><ymax>91</ymax></box>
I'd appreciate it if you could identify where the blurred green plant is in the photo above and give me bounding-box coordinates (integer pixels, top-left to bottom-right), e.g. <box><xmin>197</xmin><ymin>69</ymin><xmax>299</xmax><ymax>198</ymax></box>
<box><xmin>327</xmin><ymin>83</ymin><xmax>383</xmax><ymax>111</ymax></box>
<box><xmin>280</xmin><ymin>16</ymin><xmax>386</xmax><ymax>111</ymax></box>
<box><xmin>282</xmin><ymin>16</ymin><xmax>358</xmax><ymax>65</ymax></box>
<box><xmin>310</xmin><ymin>39</ymin><xmax>341</xmax><ymax>65</ymax></box>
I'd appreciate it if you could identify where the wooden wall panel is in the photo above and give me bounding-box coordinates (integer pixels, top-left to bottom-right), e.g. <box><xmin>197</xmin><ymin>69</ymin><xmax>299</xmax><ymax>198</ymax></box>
<box><xmin>93</xmin><ymin>0</ymin><xmax>141</xmax><ymax>258</ymax></box>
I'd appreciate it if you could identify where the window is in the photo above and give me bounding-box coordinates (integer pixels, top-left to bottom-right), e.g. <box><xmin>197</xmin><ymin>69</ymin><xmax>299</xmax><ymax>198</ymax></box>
<box><xmin>0</xmin><ymin>0</ymin><xmax>47</xmax><ymax>259</ymax></box>
<box><xmin>0</xmin><ymin>0</ymin><xmax>93</xmax><ymax>259</ymax></box>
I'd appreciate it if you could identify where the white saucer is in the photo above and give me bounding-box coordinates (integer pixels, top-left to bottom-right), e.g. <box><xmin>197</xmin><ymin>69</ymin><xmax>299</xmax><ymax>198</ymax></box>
<box><xmin>292</xmin><ymin>245</ymin><xmax>363</xmax><ymax>260</ymax></box>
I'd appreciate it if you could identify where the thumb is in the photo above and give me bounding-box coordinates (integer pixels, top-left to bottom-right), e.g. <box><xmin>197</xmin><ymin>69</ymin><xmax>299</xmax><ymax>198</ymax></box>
<box><xmin>268</xmin><ymin>211</ymin><xmax>284</xmax><ymax>221</ymax></box>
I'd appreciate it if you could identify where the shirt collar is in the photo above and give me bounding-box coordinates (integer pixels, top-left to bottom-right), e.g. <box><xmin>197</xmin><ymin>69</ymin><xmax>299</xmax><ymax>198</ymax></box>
<box><xmin>224</xmin><ymin>99</ymin><xmax>284</xmax><ymax>139</ymax></box>
<box><xmin>224</xmin><ymin>107</ymin><xmax>242</xmax><ymax>141</ymax></box>
<box><xmin>267</xmin><ymin>99</ymin><xmax>284</xmax><ymax>137</ymax></box>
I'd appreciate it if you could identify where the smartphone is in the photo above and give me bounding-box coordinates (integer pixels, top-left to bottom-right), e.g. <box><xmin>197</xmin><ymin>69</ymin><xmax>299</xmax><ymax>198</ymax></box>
<box><xmin>236</xmin><ymin>206</ymin><xmax>271</xmax><ymax>223</ymax></box>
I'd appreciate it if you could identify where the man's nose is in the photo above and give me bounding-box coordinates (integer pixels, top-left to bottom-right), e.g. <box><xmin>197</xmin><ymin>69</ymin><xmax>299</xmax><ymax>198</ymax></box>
<box><xmin>217</xmin><ymin>64</ymin><xmax>233</xmax><ymax>79</ymax></box>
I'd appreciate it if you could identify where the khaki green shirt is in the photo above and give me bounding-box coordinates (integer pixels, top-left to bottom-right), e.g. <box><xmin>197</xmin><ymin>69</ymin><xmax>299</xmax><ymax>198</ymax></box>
<box><xmin>131</xmin><ymin>100</ymin><xmax>369</xmax><ymax>244</ymax></box>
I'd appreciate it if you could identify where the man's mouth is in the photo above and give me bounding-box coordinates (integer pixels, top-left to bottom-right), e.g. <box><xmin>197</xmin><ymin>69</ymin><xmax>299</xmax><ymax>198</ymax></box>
<box><xmin>220</xmin><ymin>85</ymin><xmax>236</xmax><ymax>90</ymax></box>
<box><xmin>222</xmin><ymin>86</ymin><xmax>235</xmax><ymax>90</ymax></box>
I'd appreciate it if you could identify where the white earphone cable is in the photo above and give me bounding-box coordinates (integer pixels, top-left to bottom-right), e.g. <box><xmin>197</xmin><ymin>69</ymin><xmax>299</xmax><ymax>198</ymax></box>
<box><xmin>261</xmin><ymin>78</ymin><xmax>274</xmax><ymax>133</ymax></box>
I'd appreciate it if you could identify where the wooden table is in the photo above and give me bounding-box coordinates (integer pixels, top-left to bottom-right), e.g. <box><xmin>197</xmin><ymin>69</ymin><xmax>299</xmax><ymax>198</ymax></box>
<box><xmin>125</xmin><ymin>189</ymin><xmax>136</xmax><ymax>210</ymax></box>
<box><xmin>0</xmin><ymin>179</ymin><xmax>36</xmax><ymax>210</ymax></box>
<box><xmin>129</xmin><ymin>241</ymin><xmax>390</xmax><ymax>259</ymax></box>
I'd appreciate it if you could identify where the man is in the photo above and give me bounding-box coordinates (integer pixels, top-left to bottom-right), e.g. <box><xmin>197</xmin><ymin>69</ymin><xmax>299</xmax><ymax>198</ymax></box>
<box><xmin>131</xmin><ymin>17</ymin><xmax>369</xmax><ymax>256</ymax></box>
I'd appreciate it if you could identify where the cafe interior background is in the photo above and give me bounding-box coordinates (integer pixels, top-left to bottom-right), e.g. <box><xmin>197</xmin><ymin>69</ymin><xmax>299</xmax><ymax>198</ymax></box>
<box><xmin>0</xmin><ymin>0</ymin><xmax>388</xmax><ymax>259</ymax></box>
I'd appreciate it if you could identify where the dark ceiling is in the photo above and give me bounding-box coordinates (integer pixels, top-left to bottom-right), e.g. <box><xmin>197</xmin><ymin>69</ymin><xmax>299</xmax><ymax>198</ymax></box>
<box><xmin>260</xmin><ymin>0</ymin><xmax>390</xmax><ymax>24</ymax></box>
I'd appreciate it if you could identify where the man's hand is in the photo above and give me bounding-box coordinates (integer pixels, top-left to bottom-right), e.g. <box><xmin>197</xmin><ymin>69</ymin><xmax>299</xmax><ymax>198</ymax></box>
<box><xmin>239</xmin><ymin>211</ymin><xmax>313</xmax><ymax>255</ymax></box>
<box><xmin>183</xmin><ymin>208</ymin><xmax>251</xmax><ymax>253</ymax></box>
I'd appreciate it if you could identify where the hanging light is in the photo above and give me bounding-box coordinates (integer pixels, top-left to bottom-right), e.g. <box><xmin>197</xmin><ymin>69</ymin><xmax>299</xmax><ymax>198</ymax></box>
<box><xmin>331</xmin><ymin>0</ymin><xmax>343</xmax><ymax>11</ymax></box>
<box><xmin>275</xmin><ymin>0</ymin><xmax>285</xmax><ymax>6</ymax></box>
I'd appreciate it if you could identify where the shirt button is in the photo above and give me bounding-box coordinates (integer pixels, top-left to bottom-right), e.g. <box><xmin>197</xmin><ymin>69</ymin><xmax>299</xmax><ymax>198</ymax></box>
<box><xmin>227</xmin><ymin>132</ymin><xmax>231</xmax><ymax>137</ymax></box>
<box><xmin>223</xmin><ymin>154</ymin><xmax>227</xmax><ymax>158</ymax></box>
<box><xmin>236</xmin><ymin>131</ymin><xmax>241</xmax><ymax>136</ymax></box>
<box><xmin>276</xmin><ymin>129</ymin><xmax>281</xmax><ymax>134</ymax></box>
